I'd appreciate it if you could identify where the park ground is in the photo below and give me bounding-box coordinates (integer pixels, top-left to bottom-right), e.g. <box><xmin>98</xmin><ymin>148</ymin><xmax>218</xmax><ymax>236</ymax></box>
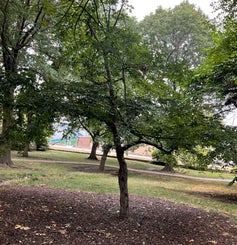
<box><xmin>0</xmin><ymin>185</ymin><xmax>237</xmax><ymax>244</ymax></box>
<box><xmin>0</xmin><ymin>150</ymin><xmax>237</xmax><ymax>244</ymax></box>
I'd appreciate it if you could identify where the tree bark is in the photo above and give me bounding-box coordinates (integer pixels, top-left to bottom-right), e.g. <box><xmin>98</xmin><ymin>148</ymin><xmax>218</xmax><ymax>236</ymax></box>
<box><xmin>116</xmin><ymin>146</ymin><xmax>129</xmax><ymax>218</ymax></box>
<box><xmin>161</xmin><ymin>163</ymin><xmax>175</xmax><ymax>172</ymax></box>
<box><xmin>22</xmin><ymin>113</ymin><xmax>33</xmax><ymax>157</ymax></box>
<box><xmin>88</xmin><ymin>141</ymin><xmax>99</xmax><ymax>160</ymax></box>
<box><xmin>22</xmin><ymin>142</ymin><xmax>30</xmax><ymax>157</ymax></box>
<box><xmin>99</xmin><ymin>144</ymin><xmax>111</xmax><ymax>171</ymax></box>
<box><xmin>0</xmin><ymin>99</ymin><xmax>14</xmax><ymax>166</ymax></box>
<box><xmin>0</xmin><ymin>145</ymin><xmax>13</xmax><ymax>166</ymax></box>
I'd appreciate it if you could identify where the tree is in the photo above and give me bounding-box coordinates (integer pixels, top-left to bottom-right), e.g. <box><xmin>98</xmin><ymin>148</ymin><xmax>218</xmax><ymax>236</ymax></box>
<box><xmin>137</xmin><ymin>2</ymin><xmax>214</xmax><ymax>169</ymax></box>
<box><xmin>0</xmin><ymin>0</ymin><xmax>59</xmax><ymax>165</ymax></box>
<box><xmin>66</xmin><ymin>117</ymin><xmax>108</xmax><ymax>160</ymax></box>
<box><xmin>13</xmin><ymin>70</ymin><xmax>61</xmax><ymax>156</ymax></box>
<box><xmin>190</xmin><ymin>0</ymin><xmax>237</xmax><ymax>168</ymax></box>
<box><xmin>59</xmin><ymin>0</ymin><xmax>155</xmax><ymax>217</ymax></box>
<box><xmin>99</xmin><ymin>142</ymin><xmax>113</xmax><ymax>171</ymax></box>
<box><xmin>139</xmin><ymin>2</ymin><xmax>213</xmax><ymax>83</ymax></box>
<box><xmin>59</xmin><ymin>0</ymin><xmax>237</xmax><ymax>218</ymax></box>
<box><xmin>197</xmin><ymin>0</ymin><xmax>237</xmax><ymax>107</ymax></box>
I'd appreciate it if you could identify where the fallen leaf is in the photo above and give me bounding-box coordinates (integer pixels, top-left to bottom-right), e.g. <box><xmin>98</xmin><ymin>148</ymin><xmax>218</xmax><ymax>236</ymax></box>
<box><xmin>15</xmin><ymin>224</ymin><xmax>30</xmax><ymax>231</ymax></box>
<box><xmin>58</xmin><ymin>229</ymin><xmax>67</xmax><ymax>235</ymax></box>
<box><xmin>207</xmin><ymin>241</ymin><xmax>217</xmax><ymax>244</ymax></box>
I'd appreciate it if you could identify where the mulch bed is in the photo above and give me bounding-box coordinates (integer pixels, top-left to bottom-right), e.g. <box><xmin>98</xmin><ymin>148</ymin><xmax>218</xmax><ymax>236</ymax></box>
<box><xmin>0</xmin><ymin>185</ymin><xmax>236</xmax><ymax>245</ymax></box>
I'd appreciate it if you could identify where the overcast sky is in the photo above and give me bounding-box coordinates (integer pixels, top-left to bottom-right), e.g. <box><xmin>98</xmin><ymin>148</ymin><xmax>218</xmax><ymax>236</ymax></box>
<box><xmin>128</xmin><ymin>0</ymin><xmax>216</xmax><ymax>20</ymax></box>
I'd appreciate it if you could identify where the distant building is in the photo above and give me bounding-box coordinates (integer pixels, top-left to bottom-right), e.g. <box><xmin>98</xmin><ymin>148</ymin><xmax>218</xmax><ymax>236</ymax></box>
<box><xmin>76</xmin><ymin>133</ymin><xmax>91</xmax><ymax>149</ymax></box>
<box><xmin>49</xmin><ymin>130</ymin><xmax>153</xmax><ymax>158</ymax></box>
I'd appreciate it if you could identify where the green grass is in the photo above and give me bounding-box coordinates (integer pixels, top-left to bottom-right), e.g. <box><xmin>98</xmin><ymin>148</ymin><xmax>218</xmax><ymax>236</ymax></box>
<box><xmin>12</xmin><ymin>150</ymin><xmax>235</xmax><ymax>179</ymax></box>
<box><xmin>175</xmin><ymin>166</ymin><xmax>235</xmax><ymax>179</ymax></box>
<box><xmin>2</xmin><ymin>150</ymin><xmax>236</xmax><ymax>220</ymax></box>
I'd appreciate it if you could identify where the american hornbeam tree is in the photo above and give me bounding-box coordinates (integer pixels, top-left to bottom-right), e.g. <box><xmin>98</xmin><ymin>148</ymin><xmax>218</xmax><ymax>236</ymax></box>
<box><xmin>57</xmin><ymin>0</ymin><xmax>237</xmax><ymax>218</ymax></box>
<box><xmin>59</xmin><ymin>0</ymin><xmax>158</xmax><ymax>217</ymax></box>
<box><xmin>0</xmin><ymin>0</ymin><xmax>59</xmax><ymax>165</ymax></box>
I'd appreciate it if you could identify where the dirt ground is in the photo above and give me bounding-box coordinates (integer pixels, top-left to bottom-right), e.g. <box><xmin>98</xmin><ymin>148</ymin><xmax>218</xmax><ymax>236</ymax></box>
<box><xmin>0</xmin><ymin>185</ymin><xmax>236</xmax><ymax>245</ymax></box>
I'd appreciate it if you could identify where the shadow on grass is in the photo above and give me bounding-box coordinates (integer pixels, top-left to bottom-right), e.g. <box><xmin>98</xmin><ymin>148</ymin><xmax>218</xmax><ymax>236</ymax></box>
<box><xmin>185</xmin><ymin>191</ymin><xmax>237</xmax><ymax>204</ymax></box>
<box><xmin>69</xmin><ymin>164</ymin><xmax>117</xmax><ymax>175</ymax></box>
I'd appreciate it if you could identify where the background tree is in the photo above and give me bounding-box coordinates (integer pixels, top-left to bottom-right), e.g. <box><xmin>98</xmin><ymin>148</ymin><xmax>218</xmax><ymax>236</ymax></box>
<box><xmin>13</xmin><ymin>69</ymin><xmax>61</xmax><ymax>156</ymax></box>
<box><xmin>195</xmin><ymin>0</ymin><xmax>237</xmax><ymax>178</ymax></box>
<box><xmin>198</xmin><ymin>0</ymin><xmax>237</xmax><ymax>109</ymax></box>
<box><xmin>138</xmin><ymin>2</ymin><xmax>213</xmax><ymax>86</ymax></box>
<box><xmin>66</xmin><ymin>117</ymin><xmax>108</xmax><ymax>160</ymax></box>
<box><xmin>0</xmin><ymin>0</ymin><xmax>60</xmax><ymax>165</ymax></box>
<box><xmin>137</xmin><ymin>2</ymin><xmax>215</xmax><ymax>169</ymax></box>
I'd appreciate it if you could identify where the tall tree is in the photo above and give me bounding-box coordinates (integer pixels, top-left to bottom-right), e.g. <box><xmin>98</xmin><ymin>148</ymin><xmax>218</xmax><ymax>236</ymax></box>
<box><xmin>139</xmin><ymin>1</ymin><xmax>213</xmax><ymax>84</ymax></box>
<box><xmin>0</xmin><ymin>0</ymin><xmax>58</xmax><ymax>165</ymax></box>
<box><xmin>60</xmin><ymin>0</ymin><xmax>154</xmax><ymax>217</ymax></box>
<box><xmin>137</xmin><ymin>2</ymin><xmax>214</xmax><ymax>169</ymax></box>
<box><xmin>59</xmin><ymin>0</ymin><xmax>237</xmax><ymax>218</ymax></box>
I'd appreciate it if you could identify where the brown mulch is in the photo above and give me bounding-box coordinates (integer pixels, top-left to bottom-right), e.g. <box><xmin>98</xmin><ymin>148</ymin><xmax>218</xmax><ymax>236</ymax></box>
<box><xmin>0</xmin><ymin>185</ymin><xmax>236</xmax><ymax>245</ymax></box>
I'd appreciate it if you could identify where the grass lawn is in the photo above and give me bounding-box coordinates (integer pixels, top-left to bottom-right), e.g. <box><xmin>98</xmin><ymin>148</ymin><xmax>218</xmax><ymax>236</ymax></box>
<box><xmin>1</xmin><ymin>149</ymin><xmax>236</xmax><ymax>221</ymax></box>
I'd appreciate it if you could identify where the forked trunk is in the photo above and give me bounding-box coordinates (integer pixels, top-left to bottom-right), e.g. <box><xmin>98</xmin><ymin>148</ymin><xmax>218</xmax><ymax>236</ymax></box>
<box><xmin>116</xmin><ymin>147</ymin><xmax>129</xmax><ymax>218</ymax></box>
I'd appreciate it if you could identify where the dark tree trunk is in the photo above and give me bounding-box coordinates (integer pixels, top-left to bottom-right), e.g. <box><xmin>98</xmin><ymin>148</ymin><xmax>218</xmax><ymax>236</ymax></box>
<box><xmin>88</xmin><ymin>141</ymin><xmax>99</xmax><ymax>160</ymax></box>
<box><xmin>0</xmin><ymin>146</ymin><xmax>13</xmax><ymax>166</ymax></box>
<box><xmin>0</xmin><ymin>100</ymin><xmax>14</xmax><ymax>166</ymax></box>
<box><xmin>161</xmin><ymin>163</ymin><xmax>175</xmax><ymax>172</ymax></box>
<box><xmin>116</xmin><ymin>146</ymin><xmax>129</xmax><ymax>218</ymax></box>
<box><xmin>99</xmin><ymin>144</ymin><xmax>111</xmax><ymax>171</ymax></box>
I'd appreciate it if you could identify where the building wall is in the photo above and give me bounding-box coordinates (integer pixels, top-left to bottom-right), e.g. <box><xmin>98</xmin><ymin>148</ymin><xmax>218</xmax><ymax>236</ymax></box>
<box><xmin>76</xmin><ymin>136</ymin><xmax>154</xmax><ymax>157</ymax></box>
<box><xmin>76</xmin><ymin>137</ymin><xmax>91</xmax><ymax>149</ymax></box>
<box><xmin>128</xmin><ymin>145</ymin><xmax>154</xmax><ymax>157</ymax></box>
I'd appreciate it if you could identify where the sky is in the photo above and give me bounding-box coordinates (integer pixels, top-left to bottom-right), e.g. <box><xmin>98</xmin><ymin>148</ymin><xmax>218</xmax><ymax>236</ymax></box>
<box><xmin>128</xmin><ymin>0</ymin><xmax>216</xmax><ymax>20</ymax></box>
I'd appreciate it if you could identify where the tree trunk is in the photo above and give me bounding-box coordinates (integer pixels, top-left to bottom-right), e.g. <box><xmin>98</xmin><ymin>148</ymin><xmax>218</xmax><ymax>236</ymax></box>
<box><xmin>22</xmin><ymin>142</ymin><xmax>30</xmax><ymax>157</ymax></box>
<box><xmin>0</xmin><ymin>146</ymin><xmax>13</xmax><ymax>166</ymax></box>
<box><xmin>88</xmin><ymin>141</ymin><xmax>99</xmax><ymax>160</ymax></box>
<box><xmin>22</xmin><ymin>113</ymin><xmax>33</xmax><ymax>157</ymax></box>
<box><xmin>116</xmin><ymin>146</ymin><xmax>129</xmax><ymax>218</ymax></box>
<box><xmin>99</xmin><ymin>144</ymin><xmax>111</xmax><ymax>171</ymax></box>
<box><xmin>161</xmin><ymin>163</ymin><xmax>175</xmax><ymax>172</ymax></box>
<box><xmin>0</xmin><ymin>102</ymin><xmax>14</xmax><ymax>166</ymax></box>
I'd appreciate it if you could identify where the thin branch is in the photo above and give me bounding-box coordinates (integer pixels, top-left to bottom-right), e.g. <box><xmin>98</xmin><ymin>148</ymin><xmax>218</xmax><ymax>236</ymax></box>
<box><xmin>0</xmin><ymin>0</ymin><xmax>11</xmax><ymax>57</ymax></box>
<box><xmin>113</xmin><ymin>0</ymin><xmax>125</xmax><ymax>27</ymax></box>
<box><xmin>16</xmin><ymin>5</ymin><xmax>44</xmax><ymax>50</ymax></box>
<box><xmin>73</xmin><ymin>0</ymin><xmax>91</xmax><ymax>42</ymax></box>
